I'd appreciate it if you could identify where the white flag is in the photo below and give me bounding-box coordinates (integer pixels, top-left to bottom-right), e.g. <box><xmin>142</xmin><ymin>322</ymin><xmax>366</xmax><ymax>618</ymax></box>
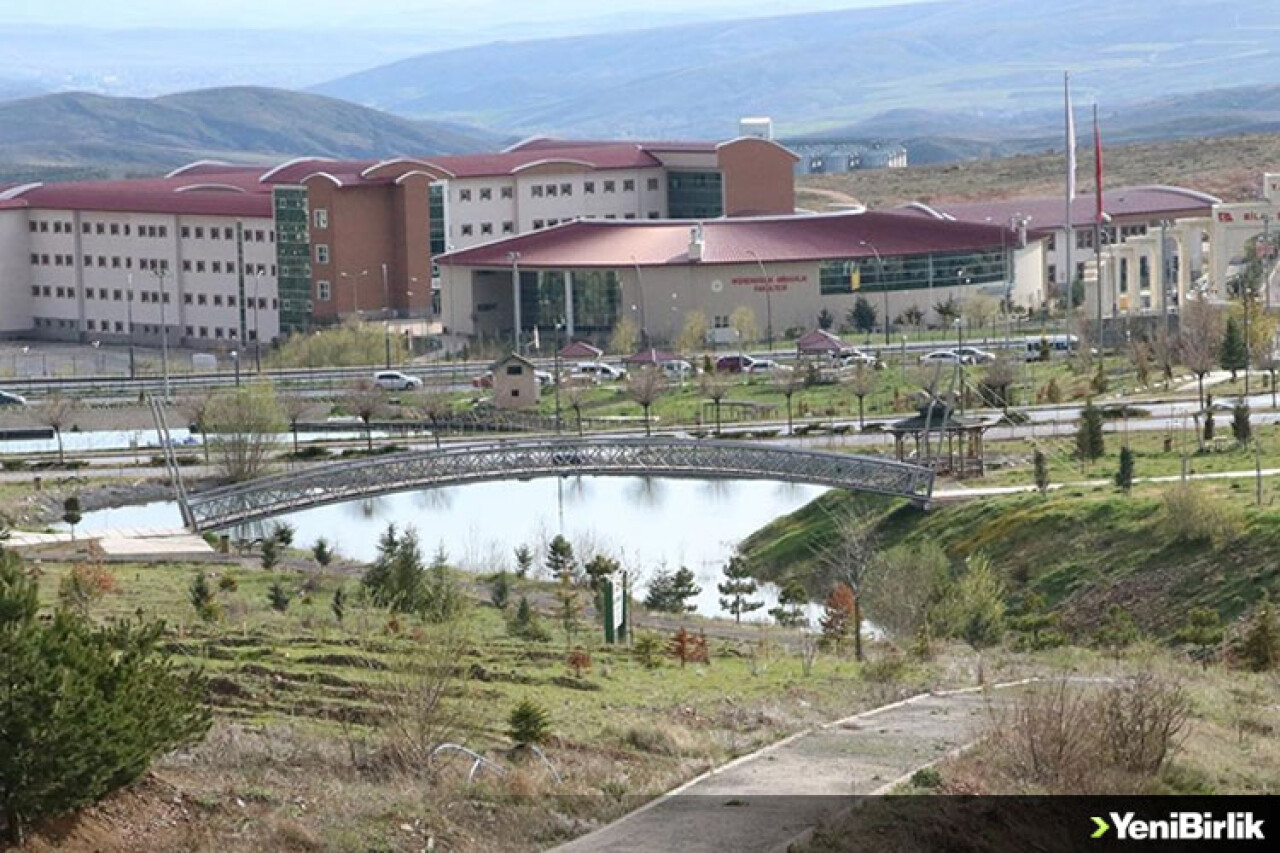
<box><xmin>532</xmin><ymin>325</ymin><xmax>541</xmax><ymax>351</ymax></box>
<box><xmin>1065</xmin><ymin>71</ymin><xmax>1077</xmax><ymax>200</ymax></box>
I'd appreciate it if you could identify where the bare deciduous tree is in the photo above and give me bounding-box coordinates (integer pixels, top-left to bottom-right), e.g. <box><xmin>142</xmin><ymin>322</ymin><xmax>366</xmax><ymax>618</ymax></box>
<box><xmin>411</xmin><ymin>388</ymin><xmax>453</xmax><ymax>450</ymax></box>
<box><xmin>626</xmin><ymin>366</ymin><xmax>666</xmax><ymax>436</ymax></box>
<box><xmin>676</xmin><ymin>310</ymin><xmax>708</xmax><ymax>355</ymax></box>
<box><xmin>564</xmin><ymin>383</ymin><xmax>588</xmax><ymax>438</ymax></box>
<box><xmin>1151</xmin><ymin>325</ymin><xmax>1178</xmax><ymax>387</ymax></box>
<box><xmin>1180</xmin><ymin>299</ymin><xmax>1225</xmax><ymax>410</ymax></box>
<box><xmin>343</xmin><ymin>379</ymin><xmax>386</xmax><ymax>452</ymax></box>
<box><xmin>730</xmin><ymin>305</ymin><xmax>759</xmax><ymax>351</ymax></box>
<box><xmin>981</xmin><ymin>355</ymin><xmax>1019</xmax><ymax>413</ymax></box>
<box><xmin>205</xmin><ymin>383</ymin><xmax>284</xmax><ymax>482</ymax></box>
<box><xmin>35</xmin><ymin>393</ymin><xmax>79</xmax><ymax>466</ymax></box>
<box><xmin>699</xmin><ymin>371</ymin><xmax>733</xmax><ymax>434</ymax></box>
<box><xmin>813</xmin><ymin>506</ymin><xmax>879</xmax><ymax>661</ymax></box>
<box><xmin>178</xmin><ymin>391</ymin><xmax>214</xmax><ymax>464</ymax></box>
<box><xmin>846</xmin><ymin>364</ymin><xmax>877</xmax><ymax>428</ymax></box>
<box><xmin>773</xmin><ymin>366</ymin><xmax>806</xmax><ymax>434</ymax></box>
<box><xmin>279</xmin><ymin>394</ymin><xmax>314</xmax><ymax>455</ymax></box>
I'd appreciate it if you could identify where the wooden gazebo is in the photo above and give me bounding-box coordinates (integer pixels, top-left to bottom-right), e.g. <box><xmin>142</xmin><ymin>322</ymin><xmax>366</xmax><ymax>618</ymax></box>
<box><xmin>888</xmin><ymin>400</ymin><xmax>991</xmax><ymax>478</ymax></box>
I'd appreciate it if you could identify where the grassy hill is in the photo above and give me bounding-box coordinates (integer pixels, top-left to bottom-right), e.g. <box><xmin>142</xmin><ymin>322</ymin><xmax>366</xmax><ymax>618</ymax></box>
<box><xmin>741</xmin><ymin>486</ymin><xmax>1280</xmax><ymax>639</ymax></box>
<box><xmin>798</xmin><ymin>132</ymin><xmax>1280</xmax><ymax>211</ymax></box>
<box><xmin>0</xmin><ymin>86</ymin><xmax>507</xmax><ymax>182</ymax></box>
<box><xmin>312</xmin><ymin>0</ymin><xmax>1280</xmax><ymax>139</ymax></box>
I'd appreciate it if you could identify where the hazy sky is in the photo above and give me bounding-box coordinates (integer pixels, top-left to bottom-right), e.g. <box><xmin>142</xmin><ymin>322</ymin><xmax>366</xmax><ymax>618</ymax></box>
<box><xmin>0</xmin><ymin>0</ymin><xmax>922</xmax><ymax>29</ymax></box>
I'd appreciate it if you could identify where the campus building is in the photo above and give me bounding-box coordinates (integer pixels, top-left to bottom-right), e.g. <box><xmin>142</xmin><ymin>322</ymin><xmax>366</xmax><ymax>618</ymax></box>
<box><xmin>436</xmin><ymin>211</ymin><xmax>1045</xmax><ymax>347</ymax></box>
<box><xmin>0</xmin><ymin>136</ymin><xmax>798</xmax><ymax>345</ymax></box>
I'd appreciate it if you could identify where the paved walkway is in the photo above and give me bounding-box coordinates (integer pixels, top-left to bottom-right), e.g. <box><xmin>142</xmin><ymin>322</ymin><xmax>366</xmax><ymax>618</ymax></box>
<box><xmin>5</xmin><ymin>527</ymin><xmax>213</xmax><ymax>557</ymax></box>
<box><xmin>551</xmin><ymin>686</ymin><xmax>1010</xmax><ymax>853</ymax></box>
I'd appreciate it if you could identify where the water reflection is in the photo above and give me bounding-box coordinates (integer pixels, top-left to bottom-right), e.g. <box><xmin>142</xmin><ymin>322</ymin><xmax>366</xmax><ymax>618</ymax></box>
<box><xmin>75</xmin><ymin>476</ymin><xmax>828</xmax><ymax>621</ymax></box>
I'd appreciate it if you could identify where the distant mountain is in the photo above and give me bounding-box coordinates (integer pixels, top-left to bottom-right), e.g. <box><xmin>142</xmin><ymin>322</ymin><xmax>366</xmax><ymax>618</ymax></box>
<box><xmin>312</xmin><ymin>0</ymin><xmax>1280</xmax><ymax>140</ymax></box>
<box><xmin>0</xmin><ymin>87</ymin><xmax>508</xmax><ymax>181</ymax></box>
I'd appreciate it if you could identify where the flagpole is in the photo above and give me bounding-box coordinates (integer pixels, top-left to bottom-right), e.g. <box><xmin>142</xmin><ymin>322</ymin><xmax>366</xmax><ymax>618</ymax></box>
<box><xmin>1064</xmin><ymin>72</ymin><xmax>1076</xmax><ymax>323</ymax></box>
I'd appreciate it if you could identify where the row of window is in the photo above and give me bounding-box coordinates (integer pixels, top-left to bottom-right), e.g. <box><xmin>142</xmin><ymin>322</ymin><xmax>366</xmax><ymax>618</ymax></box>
<box><xmin>29</xmin><ymin>220</ymin><xmax>273</xmax><ymax>242</ymax></box>
<box><xmin>31</xmin><ymin>254</ymin><xmax>171</xmax><ymax>271</ymax></box>
<box><xmin>528</xmin><ymin>177</ymin><xmax>652</xmax><ymax>199</ymax></box>
<box><xmin>31</xmin><ymin>284</ymin><xmax>276</xmax><ymax>311</ymax></box>
<box><xmin>456</xmin><ymin>187</ymin><xmax>514</xmax><ymax>202</ymax></box>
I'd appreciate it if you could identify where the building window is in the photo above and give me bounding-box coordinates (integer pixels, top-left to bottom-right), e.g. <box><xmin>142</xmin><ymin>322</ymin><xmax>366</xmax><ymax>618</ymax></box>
<box><xmin>86</xmin><ymin>289</ymin><xmax>94</xmax><ymax>300</ymax></box>
<box><xmin>533</xmin><ymin>219</ymin><xmax>545</xmax><ymax>230</ymax></box>
<box><xmin>110</xmin><ymin>223</ymin><xmax>119</xmax><ymax>235</ymax></box>
<box><xmin>546</xmin><ymin>184</ymin><xmax>557</xmax><ymax>197</ymax></box>
<box><xmin>181</xmin><ymin>226</ymin><xmax>191</xmax><ymax>239</ymax></box>
<box><xmin>211</xmin><ymin>228</ymin><xmax>220</xmax><ymax>241</ymax></box>
<box><xmin>624</xmin><ymin>214</ymin><xmax>635</xmax><ymax>220</ymax></box>
<box><xmin>196</xmin><ymin>260</ymin><xmax>206</xmax><ymax>272</ymax></box>
<box><xmin>194</xmin><ymin>227</ymin><xmax>204</xmax><ymax>239</ymax></box>
<box><xmin>82</xmin><ymin>222</ymin><xmax>91</xmax><ymax>235</ymax></box>
<box><xmin>315</xmin><ymin>244</ymin><xmax>330</xmax><ymax>264</ymax></box>
<box><xmin>647</xmin><ymin>177</ymin><xmax>659</xmax><ymax>191</ymax></box>
<box><xmin>458</xmin><ymin>188</ymin><xmax>472</xmax><ymax>202</ymax></box>
<box><xmin>158</xmin><ymin>226</ymin><xmax>167</xmax><ymax>238</ymax></box>
<box><xmin>623</xmin><ymin>179</ymin><xmax>635</xmax><ymax>192</ymax></box>
<box><xmin>317</xmin><ymin>280</ymin><xmax>331</xmax><ymax>301</ymax></box>
<box><xmin>224</xmin><ymin>227</ymin><xmax>233</xmax><ymax>240</ymax></box>
<box><xmin>96</xmin><ymin>223</ymin><xmax>105</xmax><ymax>235</ymax></box>
<box><xmin>531</xmin><ymin>185</ymin><xmax>544</xmax><ymax>198</ymax></box>
<box><xmin>184</xmin><ymin>293</ymin><xmax>193</xmax><ymax>305</ymax></box>
<box><xmin>481</xmin><ymin>222</ymin><xmax>493</xmax><ymax>235</ymax></box>
<box><xmin>584</xmin><ymin>181</ymin><xmax>595</xmax><ymax>194</ymax></box>
<box><xmin>503</xmin><ymin>221</ymin><xmax>515</xmax><ymax>234</ymax></box>
<box><xmin>461</xmin><ymin>224</ymin><xmax>473</xmax><ymax>236</ymax></box>
<box><xmin>560</xmin><ymin>183</ymin><xmax>572</xmax><ymax>196</ymax></box>
<box><xmin>604</xmin><ymin>180</ymin><xmax>616</xmax><ymax>193</ymax></box>
<box><xmin>480</xmin><ymin>188</ymin><xmax>492</xmax><ymax>201</ymax></box>
<box><xmin>501</xmin><ymin>186</ymin><xmax>513</xmax><ymax>199</ymax></box>
<box><xmin>39</xmin><ymin>221</ymin><xmax>49</xmax><ymax>233</ymax></box>
<box><xmin>213</xmin><ymin>295</ymin><xmax>223</xmax><ymax>307</ymax></box>
<box><xmin>199</xmin><ymin>327</ymin><xmax>208</xmax><ymax>338</ymax></box>
<box><xmin>183</xmin><ymin>259</ymin><xmax>192</xmax><ymax>272</ymax></box>
<box><xmin>713</xmin><ymin>314</ymin><xmax>730</xmax><ymax>329</ymax></box>
<box><xmin>28</xmin><ymin>221</ymin><xmax>36</xmax><ymax>233</ymax></box>
<box><xmin>228</xmin><ymin>295</ymin><xmax>236</xmax><ymax>307</ymax></box>
<box><xmin>648</xmin><ymin>211</ymin><xmax>660</xmax><ymax>219</ymax></box>
<box><xmin>226</xmin><ymin>261</ymin><xmax>235</xmax><ymax>273</ymax></box>
<box><xmin>313</xmin><ymin>208</ymin><xmax>328</xmax><ymax>229</ymax></box>
<box><xmin>198</xmin><ymin>294</ymin><xmax>207</xmax><ymax>306</ymax></box>
<box><xmin>30</xmin><ymin>285</ymin><xmax>39</xmax><ymax>297</ymax></box>
<box><xmin>211</xmin><ymin>261</ymin><xmax>222</xmax><ymax>273</ymax></box>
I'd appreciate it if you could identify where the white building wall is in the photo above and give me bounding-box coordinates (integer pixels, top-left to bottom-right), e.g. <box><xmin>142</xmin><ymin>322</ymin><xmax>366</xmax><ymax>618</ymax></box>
<box><xmin>0</xmin><ymin>210</ymin><xmax>33</xmax><ymax>334</ymax></box>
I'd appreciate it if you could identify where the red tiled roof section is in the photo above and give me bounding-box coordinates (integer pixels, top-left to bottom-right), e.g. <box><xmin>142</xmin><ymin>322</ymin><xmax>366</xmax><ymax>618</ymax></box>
<box><xmin>922</xmin><ymin>186</ymin><xmax>1220</xmax><ymax>229</ymax></box>
<box><xmin>438</xmin><ymin>211</ymin><xmax>1023</xmax><ymax>269</ymax></box>
<box><xmin>13</xmin><ymin>175</ymin><xmax>274</xmax><ymax>217</ymax></box>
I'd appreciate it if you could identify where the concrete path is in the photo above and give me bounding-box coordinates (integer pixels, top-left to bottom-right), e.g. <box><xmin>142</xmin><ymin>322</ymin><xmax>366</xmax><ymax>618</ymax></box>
<box><xmin>550</xmin><ymin>687</ymin><xmax>1008</xmax><ymax>853</ymax></box>
<box><xmin>5</xmin><ymin>527</ymin><xmax>213</xmax><ymax>557</ymax></box>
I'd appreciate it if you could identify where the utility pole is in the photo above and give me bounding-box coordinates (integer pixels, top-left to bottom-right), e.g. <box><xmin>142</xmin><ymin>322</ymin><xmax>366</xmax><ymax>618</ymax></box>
<box><xmin>252</xmin><ymin>268</ymin><xmax>262</xmax><ymax>373</ymax></box>
<box><xmin>153</xmin><ymin>266</ymin><xmax>171</xmax><ymax>402</ymax></box>
<box><xmin>125</xmin><ymin>272</ymin><xmax>136</xmax><ymax>380</ymax></box>
<box><xmin>508</xmin><ymin>251</ymin><xmax>522</xmax><ymax>354</ymax></box>
<box><xmin>859</xmin><ymin>241</ymin><xmax>888</xmax><ymax>347</ymax></box>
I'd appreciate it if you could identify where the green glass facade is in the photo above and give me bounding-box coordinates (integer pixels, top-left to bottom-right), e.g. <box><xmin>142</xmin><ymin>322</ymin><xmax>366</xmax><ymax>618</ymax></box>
<box><xmin>819</xmin><ymin>249</ymin><xmax>1008</xmax><ymax>296</ymax></box>
<box><xmin>517</xmin><ymin>270</ymin><xmax>621</xmax><ymax>333</ymax></box>
<box><xmin>273</xmin><ymin>187</ymin><xmax>312</xmax><ymax>333</ymax></box>
<box><xmin>667</xmin><ymin>170</ymin><xmax>723</xmax><ymax>219</ymax></box>
<box><xmin>429</xmin><ymin>183</ymin><xmax>447</xmax><ymax>255</ymax></box>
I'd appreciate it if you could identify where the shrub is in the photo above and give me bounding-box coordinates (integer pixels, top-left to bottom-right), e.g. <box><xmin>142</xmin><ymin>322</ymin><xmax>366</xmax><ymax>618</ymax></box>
<box><xmin>56</xmin><ymin>562</ymin><xmax>116</xmax><ymax>616</ymax></box>
<box><xmin>0</xmin><ymin>550</ymin><xmax>210</xmax><ymax>843</ymax></box>
<box><xmin>270</xmin><ymin>522</ymin><xmax>295</xmax><ymax>548</ymax></box>
<box><xmin>566</xmin><ymin>647</ymin><xmax>592</xmax><ymax>678</ymax></box>
<box><xmin>311</xmin><ymin>538</ymin><xmax>333</xmax><ymax>568</ymax></box>
<box><xmin>668</xmin><ymin>627</ymin><xmax>710</xmax><ymax>667</ymax></box>
<box><xmin>1096</xmin><ymin>674</ymin><xmax>1190</xmax><ymax>775</ymax></box>
<box><xmin>624</xmin><ymin>722</ymin><xmax>692</xmax><ymax>756</ymax></box>
<box><xmin>1237</xmin><ymin>594</ymin><xmax>1278</xmax><ymax>672</ymax></box>
<box><xmin>507</xmin><ymin>596</ymin><xmax>550</xmax><ymax>642</ymax></box>
<box><xmin>909</xmin><ymin>767</ymin><xmax>943</xmax><ymax>790</ymax></box>
<box><xmin>633</xmin><ymin>633</ymin><xmax>664</xmax><ymax>669</ymax></box>
<box><xmin>217</xmin><ymin>575</ymin><xmax>238</xmax><ymax>593</ymax></box>
<box><xmin>267</xmin><ymin>582</ymin><xmax>291</xmax><ymax>613</ymax></box>
<box><xmin>490</xmin><ymin>571</ymin><xmax>511</xmax><ymax>611</ymax></box>
<box><xmin>1160</xmin><ymin>484</ymin><xmax>1242</xmax><ymax>546</ymax></box>
<box><xmin>260</xmin><ymin>537</ymin><xmax>280</xmax><ymax>570</ymax></box>
<box><xmin>860</xmin><ymin>653</ymin><xmax>908</xmax><ymax>684</ymax></box>
<box><xmin>507</xmin><ymin>699</ymin><xmax>551</xmax><ymax>747</ymax></box>
<box><xmin>189</xmin><ymin>572</ymin><xmax>218</xmax><ymax>622</ymax></box>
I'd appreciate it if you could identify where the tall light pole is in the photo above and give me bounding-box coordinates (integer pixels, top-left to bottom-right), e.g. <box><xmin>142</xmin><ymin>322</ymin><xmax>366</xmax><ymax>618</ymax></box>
<box><xmin>380</xmin><ymin>262</ymin><xmax>393</xmax><ymax>368</ymax></box>
<box><xmin>231</xmin><ymin>349</ymin><xmax>240</xmax><ymax>387</ymax></box>
<box><xmin>340</xmin><ymin>268</ymin><xmax>368</xmax><ymax>319</ymax></box>
<box><xmin>508</xmin><ymin>250</ymin><xmax>522</xmax><ymax>353</ymax></box>
<box><xmin>745</xmin><ymin>249</ymin><xmax>774</xmax><ymax>352</ymax></box>
<box><xmin>955</xmin><ymin>317</ymin><xmax>965</xmax><ymax>417</ymax></box>
<box><xmin>859</xmin><ymin>240</ymin><xmax>888</xmax><ymax>347</ymax></box>
<box><xmin>125</xmin><ymin>272</ymin><xmax>136</xmax><ymax>380</ymax></box>
<box><xmin>630</xmin><ymin>254</ymin><xmax>648</xmax><ymax>347</ymax></box>
<box><xmin>553</xmin><ymin>317</ymin><xmax>564</xmax><ymax>435</ymax></box>
<box><xmin>152</xmin><ymin>267</ymin><xmax>171</xmax><ymax>402</ymax></box>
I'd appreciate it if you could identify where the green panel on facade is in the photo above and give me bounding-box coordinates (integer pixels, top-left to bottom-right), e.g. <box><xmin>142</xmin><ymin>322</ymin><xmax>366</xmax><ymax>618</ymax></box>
<box><xmin>273</xmin><ymin>187</ymin><xmax>312</xmax><ymax>334</ymax></box>
<box><xmin>667</xmin><ymin>170</ymin><xmax>723</xmax><ymax>219</ymax></box>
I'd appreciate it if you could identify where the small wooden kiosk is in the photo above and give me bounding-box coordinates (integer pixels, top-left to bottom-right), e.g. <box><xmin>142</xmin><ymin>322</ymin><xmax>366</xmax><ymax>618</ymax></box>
<box><xmin>888</xmin><ymin>400</ymin><xmax>990</xmax><ymax>478</ymax></box>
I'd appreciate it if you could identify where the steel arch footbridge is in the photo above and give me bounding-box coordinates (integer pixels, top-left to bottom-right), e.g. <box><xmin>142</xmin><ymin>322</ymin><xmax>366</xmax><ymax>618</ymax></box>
<box><xmin>182</xmin><ymin>437</ymin><xmax>935</xmax><ymax>532</ymax></box>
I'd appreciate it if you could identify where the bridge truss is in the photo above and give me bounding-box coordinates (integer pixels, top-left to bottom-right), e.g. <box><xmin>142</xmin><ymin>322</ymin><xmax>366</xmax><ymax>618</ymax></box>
<box><xmin>185</xmin><ymin>437</ymin><xmax>935</xmax><ymax>532</ymax></box>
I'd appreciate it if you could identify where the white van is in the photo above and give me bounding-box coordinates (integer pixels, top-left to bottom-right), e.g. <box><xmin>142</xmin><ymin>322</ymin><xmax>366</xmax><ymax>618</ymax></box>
<box><xmin>573</xmin><ymin>362</ymin><xmax>627</xmax><ymax>381</ymax></box>
<box><xmin>1024</xmin><ymin>334</ymin><xmax>1082</xmax><ymax>362</ymax></box>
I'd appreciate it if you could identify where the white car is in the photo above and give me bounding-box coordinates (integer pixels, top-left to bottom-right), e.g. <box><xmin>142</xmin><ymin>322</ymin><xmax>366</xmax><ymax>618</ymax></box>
<box><xmin>919</xmin><ymin>350</ymin><xmax>964</xmax><ymax>365</ymax></box>
<box><xmin>955</xmin><ymin>346</ymin><xmax>997</xmax><ymax>364</ymax></box>
<box><xmin>660</xmin><ymin>359</ymin><xmax>694</xmax><ymax>380</ymax></box>
<box><xmin>839</xmin><ymin>349</ymin><xmax>880</xmax><ymax>368</ymax></box>
<box><xmin>534</xmin><ymin>370</ymin><xmax>554</xmax><ymax>386</ymax></box>
<box><xmin>747</xmin><ymin>359</ymin><xmax>794</xmax><ymax>374</ymax></box>
<box><xmin>373</xmin><ymin>370</ymin><xmax>423</xmax><ymax>391</ymax></box>
<box><xmin>0</xmin><ymin>390</ymin><xmax>26</xmax><ymax>406</ymax></box>
<box><xmin>573</xmin><ymin>361</ymin><xmax>627</xmax><ymax>382</ymax></box>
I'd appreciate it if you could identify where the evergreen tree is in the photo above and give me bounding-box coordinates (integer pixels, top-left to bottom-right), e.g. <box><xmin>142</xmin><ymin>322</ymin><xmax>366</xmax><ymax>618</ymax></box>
<box><xmin>1232</xmin><ymin>401</ymin><xmax>1252</xmax><ymax>445</ymax></box>
<box><xmin>507</xmin><ymin>595</ymin><xmax>550</xmax><ymax>642</ymax></box>
<box><xmin>717</xmin><ymin>555</ymin><xmax>763</xmax><ymax>624</ymax></box>
<box><xmin>490</xmin><ymin>571</ymin><xmax>511</xmax><ymax>611</ymax></box>
<box><xmin>1008</xmin><ymin>592</ymin><xmax>1064</xmax><ymax>650</ymax></box>
<box><xmin>1176</xmin><ymin>607</ymin><xmax>1223</xmax><ymax>667</ymax></box>
<box><xmin>312</xmin><ymin>538</ymin><xmax>334</xmax><ymax>568</ymax></box>
<box><xmin>0</xmin><ymin>550</ymin><xmax>210</xmax><ymax>844</ymax></box>
<box><xmin>1033</xmin><ymin>449</ymin><xmax>1050</xmax><ymax>496</ymax></box>
<box><xmin>819</xmin><ymin>583</ymin><xmax>856</xmax><ymax>650</ymax></box>
<box><xmin>955</xmin><ymin>555</ymin><xmax>1005</xmax><ymax>650</ymax></box>
<box><xmin>644</xmin><ymin>566</ymin><xmax>701</xmax><ymax>614</ymax></box>
<box><xmin>545</xmin><ymin>534</ymin><xmax>576</xmax><ymax>581</ymax></box>
<box><xmin>260</xmin><ymin>537</ymin><xmax>280</xmax><ymax>570</ymax></box>
<box><xmin>768</xmin><ymin>579</ymin><xmax>809</xmax><ymax>628</ymax></box>
<box><xmin>513</xmin><ymin>545</ymin><xmax>534</xmax><ymax>579</ymax></box>
<box><xmin>849</xmin><ymin>297</ymin><xmax>878</xmax><ymax>334</ymax></box>
<box><xmin>1220</xmin><ymin>315</ymin><xmax>1247</xmax><ymax>380</ymax></box>
<box><xmin>188</xmin><ymin>572</ymin><xmax>217</xmax><ymax>622</ymax></box>
<box><xmin>584</xmin><ymin>554</ymin><xmax>619</xmax><ymax>592</ymax></box>
<box><xmin>1238</xmin><ymin>593</ymin><xmax>1278</xmax><ymax>672</ymax></box>
<box><xmin>61</xmin><ymin>495</ymin><xmax>81</xmax><ymax>540</ymax></box>
<box><xmin>267</xmin><ymin>581</ymin><xmax>291</xmax><ymax>613</ymax></box>
<box><xmin>270</xmin><ymin>521</ymin><xmax>295</xmax><ymax>548</ymax></box>
<box><xmin>362</xmin><ymin>524</ymin><xmax>429</xmax><ymax>614</ymax></box>
<box><xmin>1093</xmin><ymin>605</ymin><xmax>1141</xmax><ymax>660</ymax></box>
<box><xmin>422</xmin><ymin>545</ymin><xmax>463</xmax><ymax>623</ymax></box>
<box><xmin>1075</xmin><ymin>400</ymin><xmax>1106</xmax><ymax>467</ymax></box>
<box><xmin>507</xmin><ymin>699</ymin><xmax>551</xmax><ymax>747</ymax></box>
<box><xmin>817</xmin><ymin>307</ymin><xmax>835</xmax><ymax>330</ymax></box>
<box><xmin>1115</xmin><ymin>446</ymin><xmax>1135</xmax><ymax>494</ymax></box>
<box><xmin>554</xmin><ymin>571</ymin><xmax>582</xmax><ymax>647</ymax></box>
<box><xmin>330</xmin><ymin>585</ymin><xmax>346</xmax><ymax>624</ymax></box>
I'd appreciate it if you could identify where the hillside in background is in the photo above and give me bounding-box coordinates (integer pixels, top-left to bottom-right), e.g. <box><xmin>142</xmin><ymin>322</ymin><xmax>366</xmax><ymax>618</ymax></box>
<box><xmin>797</xmin><ymin>132</ymin><xmax>1280</xmax><ymax>211</ymax></box>
<box><xmin>0</xmin><ymin>87</ymin><xmax>507</xmax><ymax>182</ymax></box>
<box><xmin>312</xmin><ymin>0</ymin><xmax>1280</xmax><ymax>139</ymax></box>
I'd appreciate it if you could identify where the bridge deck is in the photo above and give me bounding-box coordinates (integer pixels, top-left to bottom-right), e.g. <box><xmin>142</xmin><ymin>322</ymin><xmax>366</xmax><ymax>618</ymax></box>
<box><xmin>185</xmin><ymin>437</ymin><xmax>934</xmax><ymax>532</ymax></box>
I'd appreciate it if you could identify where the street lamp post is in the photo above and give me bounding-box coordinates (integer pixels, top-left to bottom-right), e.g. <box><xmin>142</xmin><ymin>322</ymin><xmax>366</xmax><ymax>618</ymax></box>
<box><xmin>125</xmin><ymin>272</ymin><xmax>136</xmax><ymax>380</ymax></box>
<box><xmin>508</xmin><ymin>251</ymin><xmax>522</xmax><ymax>353</ymax></box>
<box><xmin>152</xmin><ymin>267</ymin><xmax>171</xmax><ymax>402</ymax></box>
<box><xmin>859</xmin><ymin>241</ymin><xmax>889</xmax><ymax>347</ymax></box>
<box><xmin>554</xmin><ymin>318</ymin><xmax>564</xmax><ymax>435</ymax></box>
<box><xmin>955</xmin><ymin>317</ymin><xmax>965</xmax><ymax>417</ymax></box>
<box><xmin>630</xmin><ymin>255</ymin><xmax>648</xmax><ymax>347</ymax></box>
<box><xmin>231</xmin><ymin>350</ymin><xmax>240</xmax><ymax>387</ymax></box>
<box><xmin>745</xmin><ymin>250</ymin><xmax>774</xmax><ymax>352</ymax></box>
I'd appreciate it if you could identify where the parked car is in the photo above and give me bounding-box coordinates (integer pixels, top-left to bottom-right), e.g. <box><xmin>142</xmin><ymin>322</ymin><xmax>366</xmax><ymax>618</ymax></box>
<box><xmin>0</xmin><ymin>390</ymin><xmax>27</xmax><ymax>406</ymax></box>
<box><xmin>747</xmin><ymin>358</ymin><xmax>793</xmax><ymax>374</ymax></box>
<box><xmin>660</xmin><ymin>359</ymin><xmax>694</xmax><ymax>380</ymax></box>
<box><xmin>954</xmin><ymin>346</ymin><xmax>997</xmax><ymax>365</ymax></box>
<box><xmin>534</xmin><ymin>369</ymin><xmax>554</xmax><ymax>386</ymax></box>
<box><xmin>573</xmin><ymin>361</ymin><xmax>627</xmax><ymax>382</ymax></box>
<box><xmin>839</xmin><ymin>349</ymin><xmax>880</xmax><ymax>368</ymax></box>
<box><xmin>715</xmin><ymin>354</ymin><xmax>758</xmax><ymax>373</ymax></box>
<box><xmin>919</xmin><ymin>349</ymin><xmax>964</xmax><ymax>365</ymax></box>
<box><xmin>373</xmin><ymin>370</ymin><xmax>423</xmax><ymax>391</ymax></box>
